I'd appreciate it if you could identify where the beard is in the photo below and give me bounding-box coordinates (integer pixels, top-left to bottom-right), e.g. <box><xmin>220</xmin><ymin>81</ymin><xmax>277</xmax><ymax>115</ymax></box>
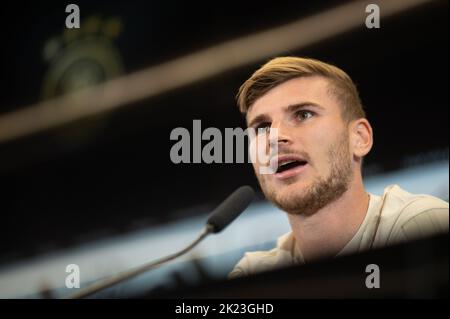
<box><xmin>257</xmin><ymin>132</ymin><xmax>353</xmax><ymax>216</ymax></box>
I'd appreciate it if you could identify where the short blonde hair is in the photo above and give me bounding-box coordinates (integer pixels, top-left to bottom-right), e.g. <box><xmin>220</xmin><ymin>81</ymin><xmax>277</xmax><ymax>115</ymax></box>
<box><xmin>236</xmin><ymin>57</ymin><xmax>365</xmax><ymax>122</ymax></box>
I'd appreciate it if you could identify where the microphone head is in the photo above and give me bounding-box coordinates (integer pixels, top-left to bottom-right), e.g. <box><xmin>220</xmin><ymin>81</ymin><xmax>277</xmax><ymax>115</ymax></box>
<box><xmin>206</xmin><ymin>185</ymin><xmax>255</xmax><ymax>233</ymax></box>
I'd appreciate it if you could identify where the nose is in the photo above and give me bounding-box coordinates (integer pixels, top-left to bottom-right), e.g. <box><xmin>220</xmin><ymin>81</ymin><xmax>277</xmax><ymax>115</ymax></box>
<box><xmin>269</xmin><ymin>121</ymin><xmax>292</xmax><ymax>148</ymax></box>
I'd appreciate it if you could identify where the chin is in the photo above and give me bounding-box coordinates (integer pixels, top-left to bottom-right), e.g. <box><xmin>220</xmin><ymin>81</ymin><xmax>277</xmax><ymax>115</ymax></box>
<box><xmin>276</xmin><ymin>184</ymin><xmax>305</xmax><ymax>202</ymax></box>
<box><xmin>278</xmin><ymin>177</ymin><xmax>309</xmax><ymax>192</ymax></box>
<box><xmin>266</xmin><ymin>180</ymin><xmax>308</xmax><ymax>204</ymax></box>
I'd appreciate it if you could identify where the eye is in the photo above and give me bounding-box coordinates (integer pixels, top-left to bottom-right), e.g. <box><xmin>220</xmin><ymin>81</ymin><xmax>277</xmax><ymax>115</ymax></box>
<box><xmin>255</xmin><ymin>122</ymin><xmax>271</xmax><ymax>134</ymax></box>
<box><xmin>295</xmin><ymin>110</ymin><xmax>315</xmax><ymax>121</ymax></box>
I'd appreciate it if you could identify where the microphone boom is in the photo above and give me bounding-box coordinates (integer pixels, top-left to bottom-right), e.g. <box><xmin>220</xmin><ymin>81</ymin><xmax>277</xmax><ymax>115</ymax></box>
<box><xmin>66</xmin><ymin>185</ymin><xmax>254</xmax><ymax>299</ymax></box>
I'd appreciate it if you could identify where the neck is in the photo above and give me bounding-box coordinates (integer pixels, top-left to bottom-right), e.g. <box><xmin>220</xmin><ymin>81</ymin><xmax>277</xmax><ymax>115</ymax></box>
<box><xmin>287</xmin><ymin>173</ymin><xmax>370</xmax><ymax>263</ymax></box>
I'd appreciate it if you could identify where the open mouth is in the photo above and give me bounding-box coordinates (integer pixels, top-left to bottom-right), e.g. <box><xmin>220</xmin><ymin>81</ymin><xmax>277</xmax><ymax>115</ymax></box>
<box><xmin>276</xmin><ymin>159</ymin><xmax>308</xmax><ymax>174</ymax></box>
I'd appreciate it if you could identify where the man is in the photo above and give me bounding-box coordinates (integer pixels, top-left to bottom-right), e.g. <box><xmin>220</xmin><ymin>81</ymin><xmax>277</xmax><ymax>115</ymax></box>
<box><xmin>229</xmin><ymin>57</ymin><xmax>449</xmax><ymax>278</ymax></box>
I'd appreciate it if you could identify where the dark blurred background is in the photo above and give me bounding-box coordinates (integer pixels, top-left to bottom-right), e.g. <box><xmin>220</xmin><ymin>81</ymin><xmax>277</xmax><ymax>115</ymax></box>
<box><xmin>0</xmin><ymin>0</ymin><xmax>448</xmax><ymax>297</ymax></box>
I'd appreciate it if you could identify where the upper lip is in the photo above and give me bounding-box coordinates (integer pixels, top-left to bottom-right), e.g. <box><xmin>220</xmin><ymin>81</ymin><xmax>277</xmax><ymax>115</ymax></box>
<box><xmin>270</xmin><ymin>154</ymin><xmax>308</xmax><ymax>172</ymax></box>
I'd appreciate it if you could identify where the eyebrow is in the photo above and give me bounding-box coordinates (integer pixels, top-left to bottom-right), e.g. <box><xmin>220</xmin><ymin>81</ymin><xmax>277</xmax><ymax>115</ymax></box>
<box><xmin>247</xmin><ymin>114</ymin><xmax>270</xmax><ymax>129</ymax></box>
<box><xmin>247</xmin><ymin>102</ymin><xmax>324</xmax><ymax>128</ymax></box>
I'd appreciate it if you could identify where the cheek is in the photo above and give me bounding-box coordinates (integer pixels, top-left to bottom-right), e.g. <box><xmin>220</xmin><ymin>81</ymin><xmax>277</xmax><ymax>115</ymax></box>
<box><xmin>248</xmin><ymin>135</ymin><xmax>270</xmax><ymax>166</ymax></box>
<box><xmin>303</xmin><ymin>124</ymin><xmax>340</xmax><ymax>168</ymax></box>
<box><xmin>248</xmin><ymin>140</ymin><xmax>259</xmax><ymax>169</ymax></box>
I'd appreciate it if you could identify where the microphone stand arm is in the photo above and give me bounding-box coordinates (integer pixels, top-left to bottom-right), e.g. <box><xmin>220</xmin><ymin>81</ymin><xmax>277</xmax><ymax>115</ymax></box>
<box><xmin>66</xmin><ymin>224</ymin><xmax>214</xmax><ymax>299</ymax></box>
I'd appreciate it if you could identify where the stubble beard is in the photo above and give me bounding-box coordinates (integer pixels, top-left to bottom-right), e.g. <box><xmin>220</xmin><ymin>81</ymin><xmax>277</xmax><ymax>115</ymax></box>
<box><xmin>257</xmin><ymin>133</ymin><xmax>353</xmax><ymax>216</ymax></box>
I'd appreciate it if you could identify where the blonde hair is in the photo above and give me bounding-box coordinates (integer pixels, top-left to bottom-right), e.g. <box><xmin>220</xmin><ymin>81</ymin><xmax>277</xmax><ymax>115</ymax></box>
<box><xmin>236</xmin><ymin>57</ymin><xmax>365</xmax><ymax>122</ymax></box>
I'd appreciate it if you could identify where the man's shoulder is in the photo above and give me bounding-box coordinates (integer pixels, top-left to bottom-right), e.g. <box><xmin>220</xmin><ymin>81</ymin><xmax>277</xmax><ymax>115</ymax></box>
<box><xmin>379</xmin><ymin>185</ymin><xmax>449</xmax><ymax>242</ymax></box>
<box><xmin>382</xmin><ymin>184</ymin><xmax>448</xmax><ymax>218</ymax></box>
<box><xmin>228</xmin><ymin>232</ymin><xmax>296</xmax><ymax>279</ymax></box>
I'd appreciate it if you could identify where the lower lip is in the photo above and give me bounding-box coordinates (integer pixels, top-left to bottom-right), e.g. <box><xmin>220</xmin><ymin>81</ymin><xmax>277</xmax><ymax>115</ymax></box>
<box><xmin>274</xmin><ymin>163</ymin><xmax>308</xmax><ymax>180</ymax></box>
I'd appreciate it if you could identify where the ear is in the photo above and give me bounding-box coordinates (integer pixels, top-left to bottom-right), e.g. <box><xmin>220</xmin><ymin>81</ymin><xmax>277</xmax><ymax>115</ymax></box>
<box><xmin>349</xmin><ymin>118</ymin><xmax>373</xmax><ymax>158</ymax></box>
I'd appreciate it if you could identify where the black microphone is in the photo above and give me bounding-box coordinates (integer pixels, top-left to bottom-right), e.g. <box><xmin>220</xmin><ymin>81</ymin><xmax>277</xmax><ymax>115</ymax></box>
<box><xmin>207</xmin><ymin>185</ymin><xmax>255</xmax><ymax>233</ymax></box>
<box><xmin>66</xmin><ymin>185</ymin><xmax>254</xmax><ymax>299</ymax></box>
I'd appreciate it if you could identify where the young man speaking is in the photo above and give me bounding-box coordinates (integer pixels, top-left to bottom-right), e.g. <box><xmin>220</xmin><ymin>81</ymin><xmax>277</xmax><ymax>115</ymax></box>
<box><xmin>229</xmin><ymin>57</ymin><xmax>449</xmax><ymax>278</ymax></box>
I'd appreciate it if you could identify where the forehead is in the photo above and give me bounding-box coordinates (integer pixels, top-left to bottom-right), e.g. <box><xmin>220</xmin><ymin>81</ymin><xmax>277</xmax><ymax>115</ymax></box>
<box><xmin>247</xmin><ymin>76</ymin><xmax>339</xmax><ymax>119</ymax></box>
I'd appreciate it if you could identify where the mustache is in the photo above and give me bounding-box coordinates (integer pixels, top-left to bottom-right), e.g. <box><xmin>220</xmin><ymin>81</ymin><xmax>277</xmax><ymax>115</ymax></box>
<box><xmin>269</xmin><ymin>146</ymin><xmax>312</xmax><ymax>163</ymax></box>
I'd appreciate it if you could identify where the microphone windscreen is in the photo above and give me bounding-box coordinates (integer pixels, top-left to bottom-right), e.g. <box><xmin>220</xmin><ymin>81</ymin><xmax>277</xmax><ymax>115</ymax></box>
<box><xmin>206</xmin><ymin>185</ymin><xmax>255</xmax><ymax>233</ymax></box>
